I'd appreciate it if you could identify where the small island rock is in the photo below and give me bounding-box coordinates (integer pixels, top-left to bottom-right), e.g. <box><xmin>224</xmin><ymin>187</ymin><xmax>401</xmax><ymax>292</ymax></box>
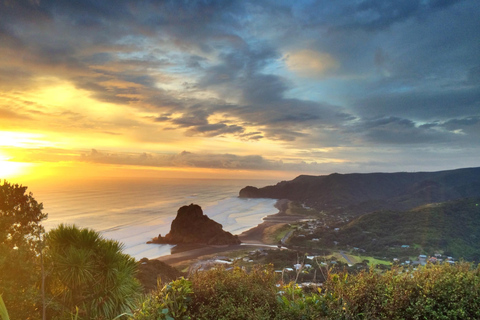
<box><xmin>150</xmin><ymin>204</ymin><xmax>241</xmax><ymax>245</ymax></box>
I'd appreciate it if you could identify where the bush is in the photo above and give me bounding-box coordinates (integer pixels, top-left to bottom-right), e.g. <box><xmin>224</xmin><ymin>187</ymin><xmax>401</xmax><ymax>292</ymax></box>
<box><xmin>132</xmin><ymin>277</ymin><xmax>193</xmax><ymax>320</ymax></box>
<box><xmin>188</xmin><ymin>265</ymin><xmax>280</xmax><ymax>320</ymax></box>
<box><xmin>130</xmin><ymin>261</ymin><xmax>480</xmax><ymax>320</ymax></box>
<box><xmin>323</xmin><ymin>262</ymin><xmax>480</xmax><ymax>319</ymax></box>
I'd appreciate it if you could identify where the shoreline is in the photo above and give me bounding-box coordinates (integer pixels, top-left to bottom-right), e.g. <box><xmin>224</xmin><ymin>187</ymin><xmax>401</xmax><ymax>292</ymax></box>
<box><xmin>155</xmin><ymin>199</ymin><xmax>306</xmax><ymax>267</ymax></box>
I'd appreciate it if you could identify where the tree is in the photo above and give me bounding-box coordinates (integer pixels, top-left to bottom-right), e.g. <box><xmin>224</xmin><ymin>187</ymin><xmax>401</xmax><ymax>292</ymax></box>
<box><xmin>45</xmin><ymin>224</ymin><xmax>141</xmax><ymax>319</ymax></box>
<box><xmin>0</xmin><ymin>181</ymin><xmax>47</xmax><ymax>319</ymax></box>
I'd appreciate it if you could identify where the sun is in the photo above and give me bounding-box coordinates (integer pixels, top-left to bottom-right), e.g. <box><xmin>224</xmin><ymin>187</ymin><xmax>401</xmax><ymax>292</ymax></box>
<box><xmin>0</xmin><ymin>154</ymin><xmax>32</xmax><ymax>180</ymax></box>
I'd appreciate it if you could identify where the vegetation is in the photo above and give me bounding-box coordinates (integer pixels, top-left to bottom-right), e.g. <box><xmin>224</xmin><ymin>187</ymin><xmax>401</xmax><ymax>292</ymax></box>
<box><xmin>0</xmin><ymin>295</ymin><xmax>10</xmax><ymax>320</ymax></box>
<box><xmin>3</xmin><ymin>180</ymin><xmax>480</xmax><ymax>319</ymax></box>
<box><xmin>0</xmin><ymin>181</ymin><xmax>47</xmax><ymax>319</ymax></box>
<box><xmin>133</xmin><ymin>277</ymin><xmax>193</xmax><ymax>320</ymax></box>
<box><xmin>44</xmin><ymin>224</ymin><xmax>142</xmax><ymax>319</ymax></box>
<box><xmin>136</xmin><ymin>258</ymin><xmax>183</xmax><ymax>293</ymax></box>
<box><xmin>314</xmin><ymin>197</ymin><xmax>480</xmax><ymax>260</ymax></box>
<box><xmin>130</xmin><ymin>262</ymin><xmax>480</xmax><ymax>319</ymax></box>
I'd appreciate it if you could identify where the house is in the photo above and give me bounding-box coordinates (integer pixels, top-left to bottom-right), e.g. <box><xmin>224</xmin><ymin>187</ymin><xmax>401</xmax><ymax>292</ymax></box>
<box><xmin>428</xmin><ymin>257</ymin><xmax>438</xmax><ymax>263</ymax></box>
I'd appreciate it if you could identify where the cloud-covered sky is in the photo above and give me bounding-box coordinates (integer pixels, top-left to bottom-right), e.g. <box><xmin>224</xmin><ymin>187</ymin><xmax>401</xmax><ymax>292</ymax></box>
<box><xmin>1</xmin><ymin>0</ymin><xmax>479</xmax><ymax>180</ymax></box>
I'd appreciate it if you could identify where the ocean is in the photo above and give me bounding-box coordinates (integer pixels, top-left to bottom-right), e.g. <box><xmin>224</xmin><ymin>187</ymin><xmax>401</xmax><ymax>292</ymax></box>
<box><xmin>28</xmin><ymin>178</ymin><xmax>278</xmax><ymax>260</ymax></box>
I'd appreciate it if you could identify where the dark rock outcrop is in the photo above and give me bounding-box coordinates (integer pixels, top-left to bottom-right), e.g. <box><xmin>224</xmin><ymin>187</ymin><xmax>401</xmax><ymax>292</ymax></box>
<box><xmin>151</xmin><ymin>204</ymin><xmax>240</xmax><ymax>245</ymax></box>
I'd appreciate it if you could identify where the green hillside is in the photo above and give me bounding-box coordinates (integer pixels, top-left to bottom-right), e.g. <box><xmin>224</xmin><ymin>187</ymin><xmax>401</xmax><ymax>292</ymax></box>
<box><xmin>327</xmin><ymin>197</ymin><xmax>480</xmax><ymax>260</ymax></box>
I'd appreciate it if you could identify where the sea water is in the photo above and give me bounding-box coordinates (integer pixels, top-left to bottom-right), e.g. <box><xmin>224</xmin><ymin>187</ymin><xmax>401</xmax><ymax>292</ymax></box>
<box><xmin>28</xmin><ymin>178</ymin><xmax>277</xmax><ymax>260</ymax></box>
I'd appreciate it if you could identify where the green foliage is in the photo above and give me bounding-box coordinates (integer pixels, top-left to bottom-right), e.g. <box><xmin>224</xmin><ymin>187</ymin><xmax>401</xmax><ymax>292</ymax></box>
<box><xmin>132</xmin><ymin>277</ymin><xmax>193</xmax><ymax>320</ymax></box>
<box><xmin>0</xmin><ymin>295</ymin><xmax>10</xmax><ymax>320</ymax></box>
<box><xmin>325</xmin><ymin>197</ymin><xmax>480</xmax><ymax>259</ymax></box>
<box><xmin>276</xmin><ymin>283</ymin><xmax>329</xmax><ymax>320</ymax></box>
<box><xmin>322</xmin><ymin>262</ymin><xmax>480</xmax><ymax>319</ymax></box>
<box><xmin>188</xmin><ymin>265</ymin><xmax>280</xmax><ymax>320</ymax></box>
<box><xmin>0</xmin><ymin>181</ymin><xmax>46</xmax><ymax>319</ymax></box>
<box><xmin>45</xmin><ymin>224</ymin><xmax>142</xmax><ymax>320</ymax></box>
<box><xmin>134</xmin><ymin>262</ymin><xmax>480</xmax><ymax>320</ymax></box>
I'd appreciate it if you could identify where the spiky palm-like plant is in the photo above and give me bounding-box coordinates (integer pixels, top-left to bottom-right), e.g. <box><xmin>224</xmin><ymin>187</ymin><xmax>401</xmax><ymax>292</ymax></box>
<box><xmin>45</xmin><ymin>224</ymin><xmax>141</xmax><ymax>319</ymax></box>
<box><xmin>0</xmin><ymin>295</ymin><xmax>10</xmax><ymax>320</ymax></box>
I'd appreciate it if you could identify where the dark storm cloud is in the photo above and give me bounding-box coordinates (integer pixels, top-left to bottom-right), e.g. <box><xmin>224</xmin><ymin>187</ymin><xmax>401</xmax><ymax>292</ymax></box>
<box><xmin>355</xmin><ymin>88</ymin><xmax>480</xmax><ymax>120</ymax></box>
<box><xmin>358</xmin><ymin>116</ymin><xmax>448</xmax><ymax>144</ymax></box>
<box><xmin>297</xmin><ymin>0</ymin><xmax>463</xmax><ymax>31</ymax></box>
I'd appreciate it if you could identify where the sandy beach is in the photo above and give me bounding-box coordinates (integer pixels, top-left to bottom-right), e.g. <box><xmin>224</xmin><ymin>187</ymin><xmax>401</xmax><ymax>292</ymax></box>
<box><xmin>156</xmin><ymin>200</ymin><xmax>305</xmax><ymax>267</ymax></box>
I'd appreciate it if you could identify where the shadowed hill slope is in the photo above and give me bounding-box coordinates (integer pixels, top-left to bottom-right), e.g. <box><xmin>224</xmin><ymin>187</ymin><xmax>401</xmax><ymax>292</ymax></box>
<box><xmin>240</xmin><ymin>167</ymin><xmax>480</xmax><ymax>214</ymax></box>
<box><xmin>323</xmin><ymin>197</ymin><xmax>480</xmax><ymax>260</ymax></box>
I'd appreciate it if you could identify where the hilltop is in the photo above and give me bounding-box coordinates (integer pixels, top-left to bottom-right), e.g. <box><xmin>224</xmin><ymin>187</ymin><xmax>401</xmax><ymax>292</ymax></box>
<box><xmin>240</xmin><ymin>167</ymin><xmax>480</xmax><ymax>214</ymax></box>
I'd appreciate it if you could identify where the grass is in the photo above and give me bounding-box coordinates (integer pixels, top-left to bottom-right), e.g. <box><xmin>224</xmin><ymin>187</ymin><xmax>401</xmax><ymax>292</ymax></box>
<box><xmin>263</xmin><ymin>223</ymin><xmax>296</xmax><ymax>244</ymax></box>
<box><xmin>328</xmin><ymin>252</ymin><xmax>391</xmax><ymax>267</ymax></box>
<box><xmin>360</xmin><ymin>255</ymin><xmax>391</xmax><ymax>266</ymax></box>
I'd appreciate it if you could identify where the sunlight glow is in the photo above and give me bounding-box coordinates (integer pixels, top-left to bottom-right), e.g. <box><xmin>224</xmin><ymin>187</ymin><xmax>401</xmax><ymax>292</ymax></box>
<box><xmin>0</xmin><ymin>153</ymin><xmax>33</xmax><ymax>180</ymax></box>
<box><xmin>0</xmin><ymin>131</ymin><xmax>55</xmax><ymax>148</ymax></box>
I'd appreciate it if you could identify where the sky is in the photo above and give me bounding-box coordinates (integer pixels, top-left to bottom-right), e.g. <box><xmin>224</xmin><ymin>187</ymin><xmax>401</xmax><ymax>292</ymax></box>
<box><xmin>1</xmin><ymin>0</ymin><xmax>479</xmax><ymax>182</ymax></box>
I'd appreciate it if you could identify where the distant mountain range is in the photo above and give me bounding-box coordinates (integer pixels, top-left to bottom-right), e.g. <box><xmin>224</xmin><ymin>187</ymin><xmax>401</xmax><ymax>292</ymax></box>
<box><xmin>240</xmin><ymin>167</ymin><xmax>480</xmax><ymax>214</ymax></box>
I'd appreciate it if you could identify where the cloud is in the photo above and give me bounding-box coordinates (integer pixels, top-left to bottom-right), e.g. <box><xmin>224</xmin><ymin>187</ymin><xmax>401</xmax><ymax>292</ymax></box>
<box><xmin>1</xmin><ymin>0</ymin><xmax>479</xmax><ymax>175</ymax></box>
<box><xmin>286</xmin><ymin>50</ymin><xmax>339</xmax><ymax>78</ymax></box>
<box><xmin>354</xmin><ymin>88</ymin><xmax>480</xmax><ymax>121</ymax></box>
<box><xmin>296</xmin><ymin>0</ymin><xmax>462</xmax><ymax>32</ymax></box>
<box><xmin>79</xmin><ymin>149</ymin><xmax>279</xmax><ymax>171</ymax></box>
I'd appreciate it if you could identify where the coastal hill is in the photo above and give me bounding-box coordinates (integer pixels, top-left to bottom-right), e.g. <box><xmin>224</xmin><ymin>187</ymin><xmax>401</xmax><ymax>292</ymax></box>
<box><xmin>310</xmin><ymin>197</ymin><xmax>480</xmax><ymax>260</ymax></box>
<box><xmin>151</xmin><ymin>204</ymin><xmax>240</xmax><ymax>245</ymax></box>
<box><xmin>240</xmin><ymin>167</ymin><xmax>480</xmax><ymax>214</ymax></box>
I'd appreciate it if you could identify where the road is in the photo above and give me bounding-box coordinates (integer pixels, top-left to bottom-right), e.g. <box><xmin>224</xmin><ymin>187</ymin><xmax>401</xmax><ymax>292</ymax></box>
<box><xmin>339</xmin><ymin>250</ymin><xmax>353</xmax><ymax>265</ymax></box>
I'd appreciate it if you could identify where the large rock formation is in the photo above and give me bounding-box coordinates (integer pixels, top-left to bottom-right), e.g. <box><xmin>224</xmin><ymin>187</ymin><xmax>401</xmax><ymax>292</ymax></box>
<box><xmin>151</xmin><ymin>204</ymin><xmax>241</xmax><ymax>245</ymax></box>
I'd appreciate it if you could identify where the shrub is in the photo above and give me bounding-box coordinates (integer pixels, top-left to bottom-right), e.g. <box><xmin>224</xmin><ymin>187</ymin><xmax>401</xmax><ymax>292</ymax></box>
<box><xmin>323</xmin><ymin>262</ymin><xmax>480</xmax><ymax>319</ymax></box>
<box><xmin>188</xmin><ymin>265</ymin><xmax>280</xmax><ymax>320</ymax></box>
<box><xmin>132</xmin><ymin>277</ymin><xmax>193</xmax><ymax>320</ymax></box>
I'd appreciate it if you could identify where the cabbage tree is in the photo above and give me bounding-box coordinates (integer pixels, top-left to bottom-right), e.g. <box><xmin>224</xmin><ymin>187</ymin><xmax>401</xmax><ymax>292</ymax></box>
<box><xmin>45</xmin><ymin>224</ymin><xmax>141</xmax><ymax>319</ymax></box>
